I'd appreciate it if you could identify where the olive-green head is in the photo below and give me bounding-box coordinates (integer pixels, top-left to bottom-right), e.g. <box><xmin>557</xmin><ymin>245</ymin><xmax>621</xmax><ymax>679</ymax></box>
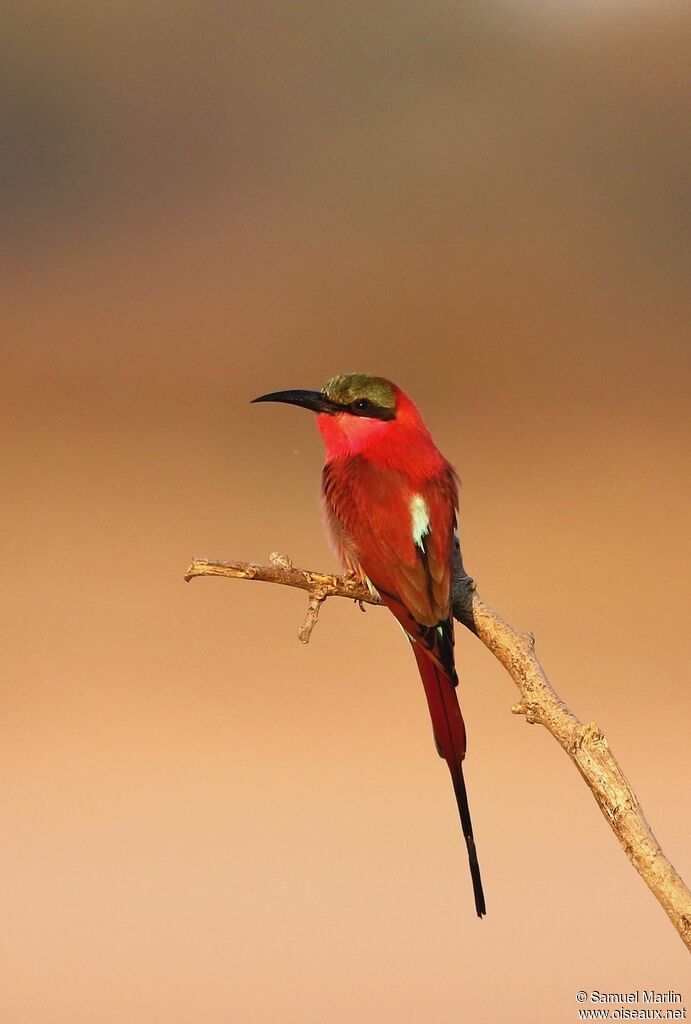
<box><xmin>252</xmin><ymin>372</ymin><xmax>397</xmax><ymax>420</ymax></box>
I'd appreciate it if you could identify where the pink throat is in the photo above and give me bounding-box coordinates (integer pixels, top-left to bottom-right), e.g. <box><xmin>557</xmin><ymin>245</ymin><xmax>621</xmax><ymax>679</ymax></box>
<box><xmin>315</xmin><ymin>390</ymin><xmax>444</xmax><ymax>476</ymax></box>
<box><xmin>316</xmin><ymin>411</ymin><xmax>390</xmax><ymax>460</ymax></box>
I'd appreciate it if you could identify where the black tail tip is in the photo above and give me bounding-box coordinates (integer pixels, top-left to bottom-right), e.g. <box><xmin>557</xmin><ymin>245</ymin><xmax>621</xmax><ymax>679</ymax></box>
<box><xmin>472</xmin><ymin>876</ymin><xmax>486</xmax><ymax>917</ymax></box>
<box><xmin>450</xmin><ymin>768</ymin><xmax>486</xmax><ymax>918</ymax></box>
<box><xmin>466</xmin><ymin>834</ymin><xmax>486</xmax><ymax>918</ymax></box>
<box><xmin>475</xmin><ymin>894</ymin><xmax>487</xmax><ymax>918</ymax></box>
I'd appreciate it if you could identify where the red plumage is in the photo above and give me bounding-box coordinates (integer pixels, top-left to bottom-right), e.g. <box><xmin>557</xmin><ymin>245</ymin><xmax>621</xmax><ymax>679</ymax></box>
<box><xmin>318</xmin><ymin>381</ymin><xmax>486</xmax><ymax>918</ymax></box>
<box><xmin>253</xmin><ymin>374</ymin><xmax>486</xmax><ymax>917</ymax></box>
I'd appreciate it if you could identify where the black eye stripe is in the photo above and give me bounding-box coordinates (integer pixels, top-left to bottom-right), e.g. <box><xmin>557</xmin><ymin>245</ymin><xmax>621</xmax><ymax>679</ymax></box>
<box><xmin>346</xmin><ymin>399</ymin><xmax>396</xmax><ymax>420</ymax></box>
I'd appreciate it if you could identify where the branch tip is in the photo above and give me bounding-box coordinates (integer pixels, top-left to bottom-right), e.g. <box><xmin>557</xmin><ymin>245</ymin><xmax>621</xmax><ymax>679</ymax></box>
<box><xmin>297</xmin><ymin>591</ymin><xmax>327</xmax><ymax>644</ymax></box>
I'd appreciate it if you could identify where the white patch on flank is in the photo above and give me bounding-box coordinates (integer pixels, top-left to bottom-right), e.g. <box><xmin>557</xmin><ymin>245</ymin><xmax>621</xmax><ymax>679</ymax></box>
<box><xmin>410</xmin><ymin>494</ymin><xmax>430</xmax><ymax>549</ymax></box>
<box><xmin>363</xmin><ymin>575</ymin><xmax>380</xmax><ymax>599</ymax></box>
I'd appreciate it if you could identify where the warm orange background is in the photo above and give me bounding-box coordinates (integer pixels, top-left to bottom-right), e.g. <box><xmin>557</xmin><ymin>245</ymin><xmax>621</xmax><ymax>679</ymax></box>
<box><xmin>2</xmin><ymin>2</ymin><xmax>690</xmax><ymax>1021</ymax></box>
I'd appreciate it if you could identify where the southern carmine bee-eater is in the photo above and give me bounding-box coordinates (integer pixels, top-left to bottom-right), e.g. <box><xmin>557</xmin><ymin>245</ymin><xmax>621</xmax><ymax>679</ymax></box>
<box><xmin>252</xmin><ymin>373</ymin><xmax>486</xmax><ymax>917</ymax></box>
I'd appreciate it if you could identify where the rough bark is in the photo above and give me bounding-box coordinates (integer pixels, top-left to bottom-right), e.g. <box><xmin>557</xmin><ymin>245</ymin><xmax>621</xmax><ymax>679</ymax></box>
<box><xmin>185</xmin><ymin>548</ymin><xmax>691</xmax><ymax>952</ymax></box>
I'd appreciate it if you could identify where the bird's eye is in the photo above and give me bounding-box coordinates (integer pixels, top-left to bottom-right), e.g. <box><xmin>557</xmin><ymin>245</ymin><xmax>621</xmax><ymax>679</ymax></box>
<box><xmin>353</xmin><ymin>398</ymin><xmax>372</xmax><ymax>412</ymax></box>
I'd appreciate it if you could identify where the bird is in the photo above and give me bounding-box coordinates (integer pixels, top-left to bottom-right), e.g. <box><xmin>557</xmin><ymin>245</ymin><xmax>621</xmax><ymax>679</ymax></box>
<box><xmin>252</xmin><ymin>372</ymin><xmax>486</xmax><ymax>917</ymax></box>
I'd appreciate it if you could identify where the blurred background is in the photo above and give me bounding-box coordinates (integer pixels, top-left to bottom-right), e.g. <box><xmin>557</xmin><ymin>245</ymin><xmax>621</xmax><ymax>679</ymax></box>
<box><xmin>1</xmin><ymin>0</ymin><xmax>690</xmax><ymax>1020</ymax></box>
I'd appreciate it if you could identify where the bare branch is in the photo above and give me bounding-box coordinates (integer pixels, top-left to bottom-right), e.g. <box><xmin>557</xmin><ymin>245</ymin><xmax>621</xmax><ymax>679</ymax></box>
<box><xmin>185</xmin><ymin>551</ymin><xmax>691</xmax><ymax>952</ymax></box>
<box><xmin>185</xmin><ymin>553</ymin><xmax>379</xmax><ymax>636</ymax></box>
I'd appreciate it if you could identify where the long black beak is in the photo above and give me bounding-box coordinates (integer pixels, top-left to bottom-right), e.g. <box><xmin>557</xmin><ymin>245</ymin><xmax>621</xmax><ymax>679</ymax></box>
<box><xmin>251</xmin><ymin>389</ymin><xmax>340</xmax><ymax>414</ymax></box>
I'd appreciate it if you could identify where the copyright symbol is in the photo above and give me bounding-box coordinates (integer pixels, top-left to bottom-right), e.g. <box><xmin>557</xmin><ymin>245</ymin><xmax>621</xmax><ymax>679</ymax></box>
<box><xmin>577</xmin><ymin>992</ymin><xmax>587</xmax><ymax>1003</ymax></box>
